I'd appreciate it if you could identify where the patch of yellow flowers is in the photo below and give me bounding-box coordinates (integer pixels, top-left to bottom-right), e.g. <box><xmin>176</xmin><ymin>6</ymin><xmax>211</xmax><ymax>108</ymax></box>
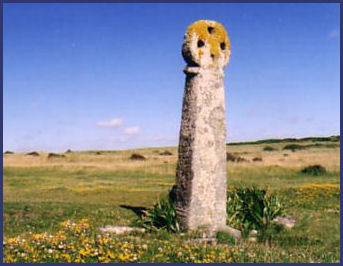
<box><xmin>3</xmin><ymin>219</ymin><xmax>240</xmax><ymax>263</ymax></box>
<box><xmin>3</xmin><ymin>216</ymin><xmax>339</xmax><ymax>262</ymax></box>
<box><xmin>281</xmin><ymin>182</ymin><xmax>340</xmax><ymax>210</ymax></box>
<box><xmin>296</xmin><ymin>183</ymin><xmax>340</xmax><ymax>198</ymax></box>
<box><xmin>298</xmin><ymin>183</ymin><xmax>339</xmax><ymax>191</ymax></box>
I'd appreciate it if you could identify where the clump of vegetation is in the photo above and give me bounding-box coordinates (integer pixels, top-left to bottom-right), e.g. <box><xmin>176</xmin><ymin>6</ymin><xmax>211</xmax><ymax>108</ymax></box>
<box><xmin>47</xmin><ymin>153</ymin><xmax>66</xmax><ymax>159</ymax></box>
<box><xmin>216</xmin><ymin>231</ymin><xmax>236</xmax><ymax>245</ymax></box>
<box><xmin>138</xmin><ymin>196</ymin><xmax>180</xmax><ymax>232</ymax></box>
<box><xmin>4</xmin><ymin>151</ymin><xmax>14</xmax><ymax>155</ymax></box>
<box><xmin>65</xmin><ymin>149</ymin><xmax>72</xmax><ymax>153</ymax></box>
<box><xmin>263</xmin><ymin>146</ymin><xmax>276</xmax><ymax>152</ymax></box>
<box><xmin>140</xmin><ymin>185</ymin><xmax>285</xmax><ymax>243</ymax></box>
<box><xmin>300</xmin><ymin>165</ymin><xmax>327</xmax><ymax>176</ymax></box>
<box><xmin>159</xmin><ymin>150</ymin><xmax>173</xmax><ymax>156</ymax></box>
<box><xmin>226</xmin><ymin>153</ymin><xmax>237</xmax><ymax>162</ymax></box>
<box><xmin>236</xmin><ymin>157</ymin><xmax>249</xmax><ymax>163</ymax></box>
<box><xmin>252</xmin><ymin>157</ymin><xmax>263</xmax><ymax>162</ymax></box>
<box><xmin>226</xmin><ymin>153</ymin><xmax>248</xmax><ymax>163</ymax></box>
<box><xmin>227</xmin><ymin>186</ymin><xmax>284</xmax><ymax>244</ymax></box>
<box><xmin>129</xmin><ymin>153</ymin><xmax>146</xmax><ymax>161</ymax></box>
<box><xmin>283</xmin><ymin>144</ymin><xmax>305</xmax><ymax>152</ymax></box>
<box><xmin>26</xmin><ymin>151</ymin><xmax>39</xmax><ymax>156</ymax></box>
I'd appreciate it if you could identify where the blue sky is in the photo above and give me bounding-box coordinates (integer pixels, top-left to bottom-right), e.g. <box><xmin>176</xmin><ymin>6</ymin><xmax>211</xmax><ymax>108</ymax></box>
<box><xmin>3</xmin><ymin>3</ymin><xmax>340</xmax><ymax>152</ymax></box>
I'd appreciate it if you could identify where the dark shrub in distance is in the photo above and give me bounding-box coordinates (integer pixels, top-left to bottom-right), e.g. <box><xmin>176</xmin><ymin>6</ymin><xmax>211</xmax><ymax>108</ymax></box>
<box><xmin>48</xmin><ymin>153</ymin><xmax>66</xmax><ymax>159</ymax></box>
<box><xmin>301</xmin><ymin>165</ymin><xmax>327</xmax><ymax>176</ymax></box>
<box><xmin>263</xmin><ymin>146</ymin><xmax>276</xmax><ymax>152</ymax></box>
<box><xmin>4</xmin><ymin>151</ymin><xmax>14</xmax><ymax>154</ymax></box>
<box><xmin>130</xmin><ymin>153</ymin><xmax>146</xmax><ymax>161</ymax></box>
<box><xmin>252</xmin><ymin>157</ymin><xmax>263</xmax><ymax>162</ymax></box>
<box><xmin>226</xmin><ymin>152</ymin><xmax>237</xmax><ymax>162</ymax></box>
<box><xmin>226</xmin><ymin>153</ymin><xmax>248</xmax><ymax>162</ymax></box>
<box><xmin>26</xmin><ymin>151</ymin><xmax>39</xmax><ymax>156</ymax></box>
<box><xmin>283</xmin><ymin>144</ymin><xmax>305</xmax><ymax>152</ymax></box>
<box><xmin>160</xmin><ymin>150</ymin><xmax>173</xmax><ymax>156</ymax></box>
<box><xmin>236</xmin><ymin>157</ymin><xmax>249</xmax><ymax>163</ymax></box>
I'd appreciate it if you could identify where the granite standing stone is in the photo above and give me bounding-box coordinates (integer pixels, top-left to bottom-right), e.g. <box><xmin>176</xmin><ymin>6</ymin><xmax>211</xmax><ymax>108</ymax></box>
<box><xmin>175</xmin><ymin>20</ymin><xmax>231</xmax><ymax>233</ymax></box>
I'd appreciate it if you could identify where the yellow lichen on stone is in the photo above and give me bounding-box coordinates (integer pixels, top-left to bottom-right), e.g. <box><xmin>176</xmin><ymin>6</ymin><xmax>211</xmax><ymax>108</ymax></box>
<box><xmin>186</xmin><ymin>20</ymin><xmax>230</xmax><ymax>58</ymax></box>
<box><xmin>198</xmin><ymin>49</ymin><xmax>204</xmax><ymax>58</ymax></box>
<box><xmin>182</xmin><ymin>19</ymin><xmax>231</xmax><ymax>68</ymax></box>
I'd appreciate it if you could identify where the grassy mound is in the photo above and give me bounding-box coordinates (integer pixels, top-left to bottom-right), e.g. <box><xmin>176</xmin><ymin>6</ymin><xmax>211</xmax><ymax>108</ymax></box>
<box><xmin>300</xmin><ymin>165</ymin><xmax>327</xmax><ymax>176</ymax></box>
<box><xmin>263</xmin><ymin>146</ymin><xmax>276</xmax><ymax>151</ymax></box>
<box><xmin>130</xmin><ymin>153</ymin><xmax>146</xmax><ymax>161</ymax></box>
<box><xmin>26</xmin><ymin>151</ymin><xmax>40</xmax><ymax>156</ymax></box>
<box><xmin>283</xmin><ymin>144</ymin><xmax>305</xmax><ymax>152</ymax></box>
<box><xmin>226</xmin><ymin>153</ymin><xmax>248</xmax><ymax>162</ymax></box>
<box><xmin>160</xmin><ymin>151</ymin><xmax>173</xmax><ymax>156</ymax></box>
<box><xmin>47</xmin><ymin>153</ymin><xmax>66</xmax><ymax>159</ymax></box>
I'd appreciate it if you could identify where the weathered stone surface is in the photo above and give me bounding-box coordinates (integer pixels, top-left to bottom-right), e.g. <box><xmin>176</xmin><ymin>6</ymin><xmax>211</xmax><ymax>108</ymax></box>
<box><xmin>175</xmin><ymin>20</ymin><xmax>231</xmax><ymax>232</ymax></box>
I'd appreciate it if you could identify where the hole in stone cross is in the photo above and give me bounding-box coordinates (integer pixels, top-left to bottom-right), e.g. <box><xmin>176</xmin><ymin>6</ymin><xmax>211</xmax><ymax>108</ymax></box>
<box><xmin>197</xmin><ymin>39</ymin><xmax>205</xmax><ymax>48</ymax></box>
<box><xmin>220</xmin><ymin>42</ymin><xmax>226</xmax><ymax>50</ymax></box>
<box><xmin>207</xmin><ymin>26</ymin><xmax>215</xmax><ymax>34</ymax></box>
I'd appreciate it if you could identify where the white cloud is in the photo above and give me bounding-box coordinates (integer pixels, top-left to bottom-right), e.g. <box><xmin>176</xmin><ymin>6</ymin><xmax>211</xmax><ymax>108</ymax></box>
<box><xmin>328</xmin><ymin>29</ymin><xmax>339</xmax><ymax>39</ymax></box>
<box><xmin>97</xmin><ymin>118</ymin><xmax>123</xmax><ymax>128</ymax></box>
<box><xmin>123</xmin><ymin>126</ymin><xmax>140</xmax><ymax>136</ymax></box>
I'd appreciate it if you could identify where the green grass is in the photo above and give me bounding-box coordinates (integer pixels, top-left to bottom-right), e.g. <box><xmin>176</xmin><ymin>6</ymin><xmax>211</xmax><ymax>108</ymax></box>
<box><xmin>3</xmin><ymin>138</ymin><xmax>340</xmax><ymax>262</ymax></box>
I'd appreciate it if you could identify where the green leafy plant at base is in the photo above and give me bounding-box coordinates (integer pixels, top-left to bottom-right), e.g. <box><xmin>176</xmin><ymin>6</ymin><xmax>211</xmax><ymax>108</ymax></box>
<box><xmin>226</xmin><ymin>186</ymin><xmax>284</xmax><ymax>244</ymax></box>
<box><xmin>216</xmin><ymin>231</ymin><xmax>236</xmax><ymax>245</ymax></box>
<box><xmin>138</xmin><ymin>196</ymin><xmax>180</xmax><ymax>233</ymax></box>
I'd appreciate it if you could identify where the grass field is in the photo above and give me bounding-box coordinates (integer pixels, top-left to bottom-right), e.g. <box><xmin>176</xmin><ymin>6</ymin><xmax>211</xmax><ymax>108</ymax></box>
<box><xmin>2</xmin><ymin>137</ymin><xmax>340</xmax><ymax>262</ymax></box>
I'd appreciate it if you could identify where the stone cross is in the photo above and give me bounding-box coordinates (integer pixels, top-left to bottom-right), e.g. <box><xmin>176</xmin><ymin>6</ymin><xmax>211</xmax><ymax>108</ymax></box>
<box><xmin>175</xmin><ymin>20</ymin><xmax>231</xmax><ymax>234</ymax></box>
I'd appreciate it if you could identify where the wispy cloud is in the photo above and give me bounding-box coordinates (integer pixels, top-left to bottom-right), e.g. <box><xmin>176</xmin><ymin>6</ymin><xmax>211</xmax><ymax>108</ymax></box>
<box><xmin>328</xmin><ymin>29</ymin><xmax>339</xmax><ymax>39</ymax></box>
<box><xmin>97</xmin><ymin>118</ymin><xmax>123</xmax><ymax>128</ymax></box>
<box><xmin>123</xmin><ymin>126</ymin><xmax>140</xmax><ymax>136</ymax></box>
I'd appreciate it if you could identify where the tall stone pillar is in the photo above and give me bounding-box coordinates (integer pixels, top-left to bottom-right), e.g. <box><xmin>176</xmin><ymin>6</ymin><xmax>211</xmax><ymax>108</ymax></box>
<box><xmin>175</xmin><ymin>20</ymin><xmax>231</xmax><ymax>233</ymax></box>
